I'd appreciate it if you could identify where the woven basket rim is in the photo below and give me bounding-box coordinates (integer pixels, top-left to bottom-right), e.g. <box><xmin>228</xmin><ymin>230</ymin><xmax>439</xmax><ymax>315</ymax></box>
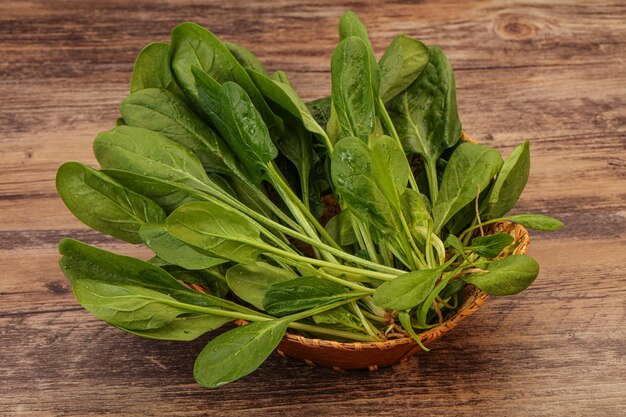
<box><xmin>192</xmin><ymin>132</ymin><xmax>531</xmax><ymax>354</ymax></box>
<box><xmin>279</xmin><ymin>221</ymin><xmax>529</xmax><ymax>350</ymax></box>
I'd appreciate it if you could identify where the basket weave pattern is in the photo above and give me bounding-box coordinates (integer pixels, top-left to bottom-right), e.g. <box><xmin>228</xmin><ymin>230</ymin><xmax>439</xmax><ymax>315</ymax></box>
<box><xmin>275</xmin><ymin>222</ymin><xmax>530</xmax><ymax>371</ymax></box>
<box><xmin>192</xmin><ymin>133</ymin><xmax>531</xmax><ymax>371</ymax></box>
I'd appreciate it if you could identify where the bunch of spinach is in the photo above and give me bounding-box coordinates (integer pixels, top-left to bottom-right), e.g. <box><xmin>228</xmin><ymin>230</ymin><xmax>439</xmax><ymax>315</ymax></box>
<box><xmin>56</xmin><ymin>12</ymin><xmax>563</xmax><ymax>388</ymax></box>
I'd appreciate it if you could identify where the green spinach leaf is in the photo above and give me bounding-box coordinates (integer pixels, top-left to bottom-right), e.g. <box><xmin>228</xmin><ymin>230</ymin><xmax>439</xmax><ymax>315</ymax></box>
<box><xmin>139</xmin><ymin>222</ymin><xmax>227</xmax><ymax>270</ymax></box>
<box><xmin>506</xmin><ymin>214</ymin><xmax>564</xmax><ymax>231</ymax></box>
<box><xmin>130</xmin><ymin>42</ymin><xmax>183</xmax><ymax>96</ymax></box>
<box><xmin>194</xmin><ymin>318</ymin><xmax>290</xmax><ymax>388</ymax></box>
<box><xmin>59</xmin><ymin>238</ymin><xmax>255</xmax><ymax>313</ymax></box>
<box><xmin>433</xmin><ymin>142</ymin><xmax>503</xmax><ymax>233</ymax></box>
<box><xmin>263</xmin><ymin>277</ymin><xmax>365</xmax><ymax>316</ymax></box>
<box><xmin>120</xmin><ymin>88</ymin><xmax>238</xmax><ymax>175</ymax></box>
<box><xmin>469</xmin><ymin>233</ymin><xmax>515</xmax><ymax>258</ymax></box>
<box><xmin>481</xmin><ymin>141</ymin><xmax>531</xmax><ymax>220</ymax></box>
<box><xmin>226</xmin><ymin>262</ymin><xmax>296</xmax><ymax>310</ymax></box>
<box><xmin>56</xmin><ymin>162</ymin><xmax>165</xmax><ymax>243</ymax></box>
<box><xmin>372</xmin><ymin>267</ymin><xmax>444</xmax><ymax>310</ymax></box>
<box><xmin>123</xmin><ymin>313</ymin><xmax>231</xmax><ymax>341</ymax></box>
<box><xmin>166</xmin><ymin>201</ymin><xmax>266</xmax><ymax>263</ymax></box>
<box><xmin>73</xmin><ymin>279</ymin><xmax>199</xmax><ymax>330</ymax></box>
<box><xmin>170</xmin><ymin>22</ymin><xmax>283</xmax><ymax>136</ymax></box>
<box><xmin>330</xmin><ymin>36</ymin><xmax>379</xmax><ymax>141</ymax></box>
<box><xmin>463</xmin><ymin>254</ymin><xmax>540</xmax><ymax>295</ymax></box>
<box><xmin>387</xmin><ymin>46</ymin><xmax>461</xmax><ymax>160</ymax></box>
<box><xmin>379</xmin><ymin>36</ymin><xmax>429</xmax><ymax>102</ymax></box>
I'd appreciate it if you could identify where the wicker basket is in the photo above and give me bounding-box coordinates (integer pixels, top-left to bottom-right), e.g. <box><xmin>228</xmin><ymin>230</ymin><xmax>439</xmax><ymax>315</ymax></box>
<box><xmin>273</xmin><ymin>221</ymin><xmax>529</xmax><ymax>371</ymax></box>
<box><xmin>192</xmin><ymin>133</ymin><xmax>531</xmax><ymax>371</ymax></box>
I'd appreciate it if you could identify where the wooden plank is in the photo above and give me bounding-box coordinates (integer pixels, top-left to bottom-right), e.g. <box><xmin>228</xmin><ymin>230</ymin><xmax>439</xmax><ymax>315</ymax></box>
<box><xmin>1</xmin><ymin>239</ymin><xmax>624</xmax><ymax>416</ymax></box>
<box><xmin>0</xmin><ymin>0</ymin><xmax>624</xmax><ymax>415</ymax></box>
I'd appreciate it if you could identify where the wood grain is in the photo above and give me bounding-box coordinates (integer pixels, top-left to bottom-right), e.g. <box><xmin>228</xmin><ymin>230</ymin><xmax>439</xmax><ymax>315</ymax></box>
<box><xmin>1</xmin><ymin>0</ymin><xmax>624</xmax><ymax>415</ymax></box>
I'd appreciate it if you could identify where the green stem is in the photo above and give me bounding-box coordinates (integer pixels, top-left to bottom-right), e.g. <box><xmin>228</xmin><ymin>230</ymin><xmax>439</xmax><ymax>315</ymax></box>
<box><xmin>245</xmin><ymin>181</ymin><xmax>303</xmax><ymax>233</ymax></box>
<box><xmin>289</xmin><ymin>321</ymin><xmax>374</xmax><ymax>342</ymax></box>
<box><xmin>398</xmin><ymin>209</ymin><xmax>428</xmax><ymax>269</ymax></box>
<box><xmin>270</xmin><ymin>174</ymin><xmax>338</xmax><ymax>263</ymax></box>
<box><xmin>315</xmin><ymin>268</ymin><xmax>375</xmax><ymax>293</ymax></box>
<box><xmin>267</xmin><ymin>162</ymin><xmax>342</xmax><ymax>251</ymax></box>
<box><xmin>193</xmin><ymin>172</ymin><xmax>408</xmax><ymax>275</ymax></box>
<box><xmin>182</xmin><ymin>298</ymin><xmax>377</xmax><ymax>342</ymax></box>
<box><xmin>356</xmin><ymin>219</ymin><xmax>380</xmax><ymax>264</ymax></box>
<box><xmin>351</xmin><ymin>301</ymin><xmax>382</xmax><ymax>341</ymax></box>
<box><xmin>256</xmin><ymin>241</ymin><xmax>398</xmax><ymax>281</ymax></box>
<box><xmin>377</xmin><ymin>98</ymin><xmax>419</xmax><ymax>191</ymax></box>
<box><xmin>425</xmin><ymin>158</ymin><xmax>439</xmax><ymax>204</ymax></box>
<box><xmin>425</xmin><ymin>222</ymin><xmax>434</xmax><ymax>268</ymax></box>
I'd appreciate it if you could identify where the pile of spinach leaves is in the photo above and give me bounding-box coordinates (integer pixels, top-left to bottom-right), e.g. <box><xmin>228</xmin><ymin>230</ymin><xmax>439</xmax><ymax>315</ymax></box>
<box><xmin>56</xmin><ymin>12</ymin><xmax>563</xmax><ymax>388</ymax></box>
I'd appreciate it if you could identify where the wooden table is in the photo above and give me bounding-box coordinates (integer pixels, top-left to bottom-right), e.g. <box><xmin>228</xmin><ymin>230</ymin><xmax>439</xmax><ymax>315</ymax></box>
<box><xmin>1</xmin><ymin>1</ymin><xmax>624</xmax><ymax>415</ymax></box>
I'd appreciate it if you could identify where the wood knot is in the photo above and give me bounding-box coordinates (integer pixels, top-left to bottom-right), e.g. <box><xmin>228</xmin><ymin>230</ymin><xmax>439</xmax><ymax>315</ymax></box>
<box><xmin>45</xmin><ymin>281</ymin><xmax>70</xmax><ymax>294</ymax></box>
<box><xmin>494</xmin><ymin>15</ymin><xmax>538</xmax><ymax>40</ymax></box>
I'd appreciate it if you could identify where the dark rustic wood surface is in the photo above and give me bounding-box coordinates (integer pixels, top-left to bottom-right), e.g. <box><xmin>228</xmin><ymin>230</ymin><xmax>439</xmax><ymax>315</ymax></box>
<box><xmin>1</xmin><ymin>0</ymin><xmax>625</xmax><ymax>415</ymax></box>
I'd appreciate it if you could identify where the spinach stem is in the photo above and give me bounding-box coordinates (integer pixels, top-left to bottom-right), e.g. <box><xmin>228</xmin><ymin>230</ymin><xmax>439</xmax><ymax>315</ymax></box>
<box><xmin>244</xmin><ymin>181</ymin><xmax>303</xmax><ymax>232</ymax></box>
<box><xmin>268</xmin><ymin>162</ymin><xmax>342</xmax><ymax>251</ymax></box>
<box><xmin>270</xmin><ymin>175</ymin><xmax>338</xmax><ymax>263</ymax></box>
<box><xmin>425</xmin><ymin>158</ymin><xmax>439</xmax><ymax>204</ymax></box>
<box><xmin>377</xmin><ymin>97</ymin><xmax>419</xmax><ymax>191</ymax></box>
<box><xmin>315</xmin><ymin>268</ymin><xmax>375</xmax><ymax>293</ymax></box>
<box><xmin>350</xmin><ymin>301</ymin><xmax>382</xmax><ymax>340</ymax></box>
<box><xmin>356</xmin><ymin>219</ymin><xmax>380</xmax><ymax>264</ymax></box>
<box><xmin>193</xmin><ymin>166</ymin><xmax>409</xmax><ymax>275</ymax></box>
<box><xmin>289</xmin><ymin>322</ymin><xmax>374</xmax><ymax>342</ymax></box>
<box><xmin>179</xmin><ymin>297</ymin><xmax>377</xmax><ymax>342</ymax></box>
<box><xmin>255</xmin><ymin>241</ymin><xmax>398</xmax><ymax>281</ymax></box>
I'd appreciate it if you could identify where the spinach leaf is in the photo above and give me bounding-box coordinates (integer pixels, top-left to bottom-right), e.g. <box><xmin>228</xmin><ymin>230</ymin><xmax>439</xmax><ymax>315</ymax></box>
<box><xmin>193</xmin><ymin>73</ymin><xmax>278</xmax><ymax>185</ymax></box>
<box><xmin>401</xmin><ymin>188</ymin><xmax>432</xmax><ymax>230</ymax></box>
<box><xmin>94</xmin><ymin>126</ymin><xmax>210</xmax><ymax>189</ymax></box>
<box><xmin>463</xmin><ymin>254</ymin><xmax>540</xmax><ymax>295</ymax></box>
<box><xmin>170</xmin><ymin>22</ymin><xmax>283</xmax><ymax>137</ymax></box>
<box><xmin>123</xmin><ymin>314</ymin><xmax>231</xmax><ymax>341</ymax></box>
<box><xmin>379</xmin><ymin>36</ymin><xmax>429</xmax><ymax>102</ymax></box>
<box><xmin>370</xmin><ymin>135</ymin><xmax>411</xmax><ymax>210</ymax></box>
<box><xmin>312</xmin><ymin>307</ymin><xmax>364</xmax><ymax>332</ymax></box>
<box><xmin>139</xmin><ymin>222</ymin><xmax>227</xmax><ymax>270</ymax></box>
<box><xmin>263</xmin><ymin>277</ymin><xmax>365</xmax><ymax>316</ymax></box>
<box><xmin>481</xmin><ymin>141</ymin><xmax>530</xmax><ymax>220</ymax></box>
<box><xmin>59</xmin><ymin>238</ymin><xmax>255</xmax><ymax>313</ymax></box>
<box><xmin>505</xmin><ymin>214</ymin><xmax>564</xmax><ymax>231</ymax></box>
<box><xmin>330</xmin><ymin>137</ymin><xmax>396</xmax><ymax>232</ymax></box>
<box><xmin>102</xmin><ymin>168</ymin><xmax>205</xmax><ymax>213</ymax></box>
<box><xmin>432</xmin><ymin>142</ymin><xmax>503</xmax><ymax>233</ymax></box>
<box><xmin>247</xmin><ymin>69</ymin><xmax>326</xmax><ymax>139</ymax></box>
<box><xmin>469</xmin><ymin>233</ymin><xmax>514</xmax><ymax>258</ymax></box>
<box><xmin>224</xmin><ymin>41</ymin><xmax>267</xmax><ymax>75</ymax></box>
<box><xmin>325</xmin><ymin>209</ymin><xmax>358</xmax><ymax>246</ymax></box>
<box><xmin>338</xmin><ymin>11</ymin><xmax>373</xmax><ymax>51</ymax></box>
<box><xmin>194</xmin><ymin>318</ymin><xmax>290</xmax><ymax>388</ymax></box>
<box><xmin>330</xmin><ymin>36</ymin><xmax>379</xmax><ymax>141</ymax></box>
<box><xmin>56</xmin><ymin>162</ymin><xmax>165</xmax><ymax>243</ymax></box>
<box><xmin>387</xmin><ymin>46</ymin><xmax>461</xmax><ymax>161</ymax></box>
<box><xmin>120</xmin><ymin>88</ymin><xmax>238</xmax><ymax>175</ymax></box>
<box><xmin>226</xmin><ymin>262</ymin><xmax>296</xmax><ymax>310</ymax></box>
<box><xmin>130</xmin><ymin>42</ymin><xmax>183</xmax><ymax>96</ymax></box>
<box><xmin>166</xmin><ymin>268</ymin><xmax>229</xmax><ymax>298</ymax></box>
<box><xmin>166</xmin><ymin>201</ymin><xmax>266</xmax><ymax>263</ymax></box>
<box><xmin>372</xmin><ymin>267</ymin><xmax>444</xmax><ymax>310</ymax></box>
<box><xmin>72</xmin><ymin>279</ymin><xmax>199</xmax><ymax>330</ymax></box>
